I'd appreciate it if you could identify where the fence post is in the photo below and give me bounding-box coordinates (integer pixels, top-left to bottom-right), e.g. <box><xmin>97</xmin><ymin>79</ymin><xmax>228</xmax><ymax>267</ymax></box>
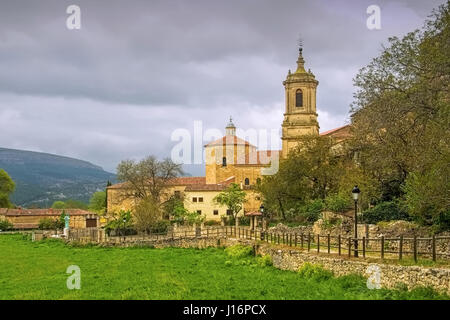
<box><xmin>348</xmin><ymin>237</ymin><xmax>351</xmax><ymax>258</ymax></box>
<box><xmin>289</xmin><ymin>234</ymin><xmax>292</xmax><ymax>247</ymax></box>
<box><xmin>307</xmin><ymin>233</ymin><xmax>311</xmax><ymax>251</ymax></box>
<box><xmin>413</xmin><ymin>235</ymin><xmax>417</xmax><ymax>262</ymax></box>
<box><xmin>301</xmin><ymin>233</ymin><xmax>304</xmax><ymax>249</ymax></box>
<box><xmin>317</xmin><ymin>234</ymin><xmax>320</xmax><ymax>253</ymax></box>
<box><xmin>399</xmin><ymin>235</ymin><xmax>403</xmax><ymax>260</ymax></box>
<box><xmin>277</xmin><ymin>234</ymin><xmax>280</xmax><ymax>244</ymax></box>
<box><xmin>381</xmin><ymin>236</ymin><xmax>385</xmax><ymax>259</ymax></box>
<box><xmin>294</xmin><ymin>234</ymin><xmax>297</xmax><ymax>247</ymax></box>
<box><xmin>338</xmin><ymin>234</ymin><xmax>341</xmax><ymax>256</ymax></box>
<box><xmin>432</xmin><ymin>235</ymin><xmax>436</xmax><ymax>262</ymax></box>
<box><xmin>362</xmin><ymin>236</ymin><xmax>366</xmax><ymax>258</ymax></box>
<box><xmin>327</xmin><ymin>234</ymin><xmax>330</xmax><ymax>254</ymax></box>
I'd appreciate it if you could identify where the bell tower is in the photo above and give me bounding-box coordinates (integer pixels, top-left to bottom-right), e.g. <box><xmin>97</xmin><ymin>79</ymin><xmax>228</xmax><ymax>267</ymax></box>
<box><xmin>281</xmin><ymin>46</ymin><xmax>319</xmax><ymax>158</ymax></box>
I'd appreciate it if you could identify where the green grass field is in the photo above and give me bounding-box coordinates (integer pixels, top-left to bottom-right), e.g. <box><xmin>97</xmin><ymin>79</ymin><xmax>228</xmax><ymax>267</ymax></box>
<box><xmin>0</xmin><ymin>234</ymin><xmax>448</xmax><ymax>300</ymax></box>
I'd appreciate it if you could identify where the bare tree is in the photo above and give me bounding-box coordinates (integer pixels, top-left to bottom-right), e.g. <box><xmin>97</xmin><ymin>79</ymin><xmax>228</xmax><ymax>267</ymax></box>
<box><xmin>116</xmin><ymin>156</ymin><xmax>183</xmax><ymax>204</ymax></box>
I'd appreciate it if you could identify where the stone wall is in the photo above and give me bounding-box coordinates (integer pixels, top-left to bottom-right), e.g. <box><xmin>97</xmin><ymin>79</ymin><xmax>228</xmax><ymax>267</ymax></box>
<box><xmin>62</xmin><ymin>229</ymin><xmax>450</xmax><ymax>295</ymax></box>
<box><xmin>254</xmin><ymin>243</ymin><xmax>450</xmax><ymax>295</ymax></box>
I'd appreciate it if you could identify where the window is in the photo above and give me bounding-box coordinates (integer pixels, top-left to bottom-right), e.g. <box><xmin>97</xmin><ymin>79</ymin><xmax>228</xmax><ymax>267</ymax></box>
<box><xmin>244</xmin><ymin>178</ymin><xmax>250</xmax><ymax>185</ymax></box>
<box><xmin>222</xmin><ymin>157</ymin><xmax>227</xmax><ymax>167</ymax></box>
<box><xmin>197</xmin><ymin>210</ymin><xmax>202</xmax><ymax>215</ymax></box>
<box><xmin>193</xmin><ymin>197</ymin><xmax>197</xmax><ymax>202</ymax></box>
<box><xmin>226</xmin><ymin>209</ymin><xmax>233</xmax><ymax>216</ymax></box>
<box><xmin>213</xmin><ymin>210</ymin><xmax>219</xmax><ymax>215</ymax></box>
<box><xmin>255</xmin><ymin>196</ymin><xmax>261</xmax><ymax>201</ymax></box>
<box><xmin>174</xmin><ymin>191</ymin><xmax>181</xmax><ymax>199</ymax></box>
<box><xmin>296</xmin><ymin>89</ymin><xmax>303</xmax><ymax>107</ymax></box>
<box><xmin>198</xmin><ymin>197</ymin><xmax>203</xmax><ymax>203</ymax></box>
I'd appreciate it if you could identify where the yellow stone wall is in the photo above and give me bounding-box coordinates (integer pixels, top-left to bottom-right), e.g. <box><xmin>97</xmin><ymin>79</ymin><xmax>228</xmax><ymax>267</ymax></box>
<box><xmin>184</xmin><ymin>189</ymin><xmax>261</xmax><ymax>221</ymax></box>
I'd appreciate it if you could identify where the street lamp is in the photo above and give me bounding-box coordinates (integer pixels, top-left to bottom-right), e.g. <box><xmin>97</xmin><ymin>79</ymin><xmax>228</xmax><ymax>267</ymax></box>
<box><xmin>259</xmin><ymin>204</ymin><xmax>265</xmax><ymax>239</ymax></box>
<box><xmin>352</xmin><ymin>185</ymin><xmax>360</xmax><ymax>257</ymax></box>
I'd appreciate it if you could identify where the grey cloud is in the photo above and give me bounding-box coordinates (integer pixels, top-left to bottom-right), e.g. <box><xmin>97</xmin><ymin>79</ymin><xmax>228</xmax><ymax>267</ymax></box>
<box><xmin>0</xmin><ymin>0</ymin><xmax>446</xmax><ymax>173</ymax></box>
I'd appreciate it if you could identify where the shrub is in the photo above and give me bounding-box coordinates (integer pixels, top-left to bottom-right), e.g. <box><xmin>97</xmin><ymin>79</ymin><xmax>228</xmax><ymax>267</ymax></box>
<box><xmin>302</xmin><ymin>199</ymin><xmax>325</xmax><ymax>222</ymax></box>
<box><xmin>204</xmin><ymin>220</ymin><xmax>221</xmax><ymax>226</ymax></box>
<box><xmin>38</xmin><ymin>218</ymin><xmax>63</xmax><ymax>230</ymax></box>
<box><xmin>224</xmin><ymin>245</ymin><xmax>253</xmax><ymax>259</ymax></box>
<box><xmin>150</xmin><ymin>220</ymin><xmax>170</xmax><ymax>234</ymax></box>
<box><xmin>256</xmin><ymin>255</ymin><xmax>273</xmax><ymax>267</ymax></box>
<box><xmin>0</xmin><ymin>219</ymin><xmax>13</xmax><ymax>231</ymax></box>
<box><xmin>325</xmin><ymin>194</ymin><xmax>351</xmax><ymax>213</ymax></box>
<box><xmin>298</xmin><ymin>263</ymin><xmax>333</xmax><ymax>281</ymax></box>
<box><xmin>360</xmin><ymin>201</ymin><xmax>410</xmax><ymax>224</ymax></box>
<box><xmin>238</xmin><ymin>216</ymin><xmax>250</xmax><ymax>226</ymax></box>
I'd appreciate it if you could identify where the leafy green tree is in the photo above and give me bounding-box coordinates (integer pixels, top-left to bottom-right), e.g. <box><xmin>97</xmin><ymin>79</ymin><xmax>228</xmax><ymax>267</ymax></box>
<box><xmin>350</xmin><ymin>3</ymin><xmax>449</xmax><ymax>229</ymax></box>
<box><xmin>89</xmin><ymin>191</ymin><xmax>107</xmax><ymax>213</ymax></box>
<box><xmin>133</xmin><ymin>198</ymin><xmax>161</xmax><ymax>234</ymax></box>
<box><xmin>0</xmin><ymin>169</ymin><xmax>15</xmax><ymax>208</ymax></box>
<box><xmin>51</xmin><ymin>201</ymin><xmax>66</xmax><ymax>209</ymax></box>
<box><xmin>213</xmin><ymin>183</ymin><xmax>247</xmax><ymax>220</ymax></box>
<box><xmin>351</xmin><ymin>3</ymin><xmax>449</xmax><ymax>200</ymax></box>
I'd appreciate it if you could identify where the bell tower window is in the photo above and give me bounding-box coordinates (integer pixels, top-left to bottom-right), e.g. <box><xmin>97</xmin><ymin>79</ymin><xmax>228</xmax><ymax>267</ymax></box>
<box><xmin>296</xmin><ymin>89</ymin><xmax>303</xmax><ymax>107</ymax></box>
<box><xmin>222</xmin><ymin>157</ymin><xmax>227</xmax><ymax>167</ymax></box>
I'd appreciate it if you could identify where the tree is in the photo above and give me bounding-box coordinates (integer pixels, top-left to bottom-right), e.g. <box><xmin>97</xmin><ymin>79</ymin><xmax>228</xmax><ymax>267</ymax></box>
<box><xmin>213</xmin><ymin>183</ymin><xmax>247</xmax><ymax>219</ymax></box>
<box><xmin>89</xmin><ymin>191</ymin><xmax>107</xmax><ymax>213</ymax></box>
<box><xmin>350</xmin><ymin>2</ymin><xmax>449</xmax><ymax>228</ymax></box>
<box><xmin>0</xmin><ymin>169</ymin><xmax>15</xmax><ymax>208</ymax></box>
<box><xmin>51</xmin><ymin>199</ymin><xmax>88</xmax><ymax>210</ymax></box>
<box><xmin>116</xmin><ymin>156</ymin><xmax>183</xmax><ymax>204</ymax></box>
<box><xmin>51</xmin><ymin>201</ymin><xmax>66</xmax><ymax>209</ymax></box>
<box><xmin>133</xmin><ymin>198</ymin><xmax>161</xmax><ymax>234</ymax></box>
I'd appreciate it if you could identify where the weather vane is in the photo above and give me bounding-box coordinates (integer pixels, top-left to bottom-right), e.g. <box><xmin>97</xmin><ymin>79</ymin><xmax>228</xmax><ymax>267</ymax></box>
<box><xmin>297</xmin><ymin>36</ymin><xmax>303</xmax><ymax>53</ymax></box>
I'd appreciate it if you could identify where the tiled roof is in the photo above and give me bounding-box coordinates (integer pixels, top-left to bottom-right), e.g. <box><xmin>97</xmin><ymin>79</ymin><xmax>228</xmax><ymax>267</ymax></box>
<box><xmin>185</xmin><ymin>176</ymin><xmax>237</xmax><ymax>191</ymax></box>
<box><xmin>244</xmin><ymin>211</ymin><xmax>263</xmax><ymax>216</ymax></box>
<box><xmin>184</xmin><ymin>184</ymin><xmax>227</xmax><ymax>191</ymax></box>
<box><xmin>0</xmin><ymin>208</ymin><xmax>96</xmax><ymax>216</ymax></box>
<box><xmin>204</xmin><ymin>135</ymin><xmax>256</xmax><ymax>147</ymax></box>
<box><xmin>107</xmin><ymin>176</ymin><xmax>206</xmax><ymax>190</ymax></box>
<box><xmin>320</xmin><ymin>125</ymin><xmax>351</xmax><ymax>136</ymax></box>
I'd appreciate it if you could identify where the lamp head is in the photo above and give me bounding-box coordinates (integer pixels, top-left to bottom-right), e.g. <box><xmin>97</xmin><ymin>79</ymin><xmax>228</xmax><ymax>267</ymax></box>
<box><xmin>352</xmin><ymin>185</ymin><xmax>361</xmax><ymax>201</ymax></box>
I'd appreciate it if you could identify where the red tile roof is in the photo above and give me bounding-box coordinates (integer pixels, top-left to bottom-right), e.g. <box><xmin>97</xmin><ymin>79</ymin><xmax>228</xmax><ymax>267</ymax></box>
<box><xmin>245</xmin><ymin>211</ymin><xmax>262</xmax><ymax>216</ymax></box>
<box><xmin>107</xmin><ymin>176</ymin><xmax>206</xmax><ymax>190</ymax></box>
<box><xmin>320</xmin><ymin>125</ymin><xmax>351</xmax><ymax>136</ymax></box>
<box><xmin>0</xmin><ymin>208</ymin><xmax>96</xmax><ymax>216</ymax></box>
<box><xmin>204</xmin><ymin>135</ymin><xmax>256</xmax><ymax>147</ymax></box>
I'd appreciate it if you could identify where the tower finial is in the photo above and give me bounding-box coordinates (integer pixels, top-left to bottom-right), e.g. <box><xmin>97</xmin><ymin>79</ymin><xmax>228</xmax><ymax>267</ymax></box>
<box><xmin>226</xmin><ymin>116</ymin><xmax>236</xmax><ymax>136</ymax></box>
<box><xmin>297</xmin><ymin>36</ymin><xmax>303</xmax><ymax>54</ymax></box>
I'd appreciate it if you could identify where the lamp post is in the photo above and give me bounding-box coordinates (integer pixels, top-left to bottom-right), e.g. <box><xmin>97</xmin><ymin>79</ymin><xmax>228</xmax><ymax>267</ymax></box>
<box><xmin>352</xmin><ymin>185</ymin><xmax>360</xmax><ymax>257</ymax></box>
<box><xmin>260</xmin><ymin>204</ymin><xmax>265</xmax><ymax>240</ymax></box>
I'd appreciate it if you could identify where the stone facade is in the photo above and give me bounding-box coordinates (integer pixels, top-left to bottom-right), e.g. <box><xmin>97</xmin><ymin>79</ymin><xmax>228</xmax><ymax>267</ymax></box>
<box><xmin>281</xmin><ymin>48</ymin><xmax>320</xmax><ymax>159</ymax></box>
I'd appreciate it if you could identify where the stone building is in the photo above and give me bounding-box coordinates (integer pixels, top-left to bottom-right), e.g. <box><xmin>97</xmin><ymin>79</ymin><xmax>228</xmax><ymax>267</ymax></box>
<box><xmin>0</xmin><ymin>208</ymin><xmax>99</xmax><ymax>229</ymax></box>
<box><xmin>107</xmin><ymin>47</ymin><xmax>351</xmax><ymax>221</ymax></box>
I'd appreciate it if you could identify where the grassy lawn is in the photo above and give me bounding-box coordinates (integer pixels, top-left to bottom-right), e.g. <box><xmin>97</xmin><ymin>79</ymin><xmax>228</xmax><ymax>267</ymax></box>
<box><xmin>0</xmin><ymin>234</ymin><xmax>448</xmax><ymax>300</ymax></box>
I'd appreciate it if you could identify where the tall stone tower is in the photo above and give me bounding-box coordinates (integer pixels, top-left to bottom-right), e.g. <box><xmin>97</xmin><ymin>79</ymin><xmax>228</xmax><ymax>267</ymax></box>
<box><xmin>281</xmin><ymin>47</ymin><xmax>319</xmax><ymax>158</ymax></box>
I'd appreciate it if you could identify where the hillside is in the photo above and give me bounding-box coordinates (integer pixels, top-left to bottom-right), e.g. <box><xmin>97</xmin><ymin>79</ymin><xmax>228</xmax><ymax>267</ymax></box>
<box><xmin>0</xmin><ymin>148</ymin><xmax>116</xmax><ymax>208</ymax></box>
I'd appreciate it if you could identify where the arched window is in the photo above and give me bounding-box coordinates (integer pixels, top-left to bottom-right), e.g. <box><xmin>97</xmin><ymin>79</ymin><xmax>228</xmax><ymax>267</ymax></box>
<box><xmin>244</xmin><ymin>178</ymin><xmax>250</xmax><ymax>185</ymax></box>
<box><xmin>222</xmin><ymin>157</ymin><xmax>227</xmax><ymax>167</ymax></box>
<box><xmin>296</xmin><ymin>89</ymin><xmax>303</xmax><ymax>107</ymax></box>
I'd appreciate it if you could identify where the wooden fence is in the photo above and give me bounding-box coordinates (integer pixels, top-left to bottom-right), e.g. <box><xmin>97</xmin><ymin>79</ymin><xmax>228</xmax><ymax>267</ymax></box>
<box><xmin>67</xmin><ymin>226</ymin><xmax>450</xmax><ymax>262</ymax></box>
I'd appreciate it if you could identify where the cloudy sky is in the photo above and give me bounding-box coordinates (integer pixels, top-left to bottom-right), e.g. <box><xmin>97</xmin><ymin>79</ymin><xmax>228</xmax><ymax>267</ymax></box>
<box><xmin>0</xmin><ymin>0</ymin><xmax>446</xmax><ymax>175</ymax></box>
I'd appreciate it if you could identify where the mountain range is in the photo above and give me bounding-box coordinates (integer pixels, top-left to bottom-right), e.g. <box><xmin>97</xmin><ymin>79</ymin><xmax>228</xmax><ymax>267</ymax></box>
<box><xmin>0</xmin><ymin>147</ymin><xmax>116</xmax><ymax>208</ymax></box>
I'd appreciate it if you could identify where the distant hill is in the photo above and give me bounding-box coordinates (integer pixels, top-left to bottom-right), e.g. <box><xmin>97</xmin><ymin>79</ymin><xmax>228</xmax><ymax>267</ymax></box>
<box><xmin>0</xmin><ymin>148</ymin><xmax>116</xmax><ymax>208</ymax></box>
